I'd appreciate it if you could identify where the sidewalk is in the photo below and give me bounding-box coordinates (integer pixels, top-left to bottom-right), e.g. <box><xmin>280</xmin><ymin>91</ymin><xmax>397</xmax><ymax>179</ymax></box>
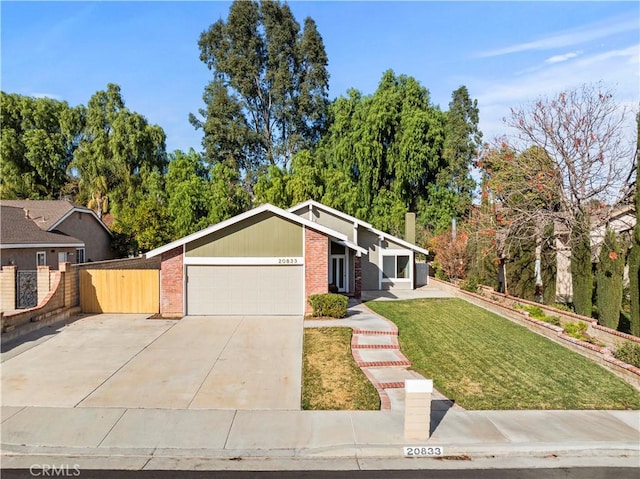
<box><xmin>1</xmin><ymin>406</ymin><xmax>638</xmax><ymax>470</ymax></box>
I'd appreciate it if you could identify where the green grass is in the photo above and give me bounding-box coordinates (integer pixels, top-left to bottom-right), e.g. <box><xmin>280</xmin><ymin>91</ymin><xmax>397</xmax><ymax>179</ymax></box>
<box><xmin>367</xmin><ymin>298</ymin><xmax>640</xmax><ymax>410</ymax></box>
<box><xmin>302</xmin><ymin>328</ymin><xmax>380</xmax><ymax>410</ymax></box>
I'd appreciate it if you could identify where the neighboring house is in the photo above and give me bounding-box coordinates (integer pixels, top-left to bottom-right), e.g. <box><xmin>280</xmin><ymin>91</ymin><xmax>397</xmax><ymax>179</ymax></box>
<box><xmin>0</xmin><ymin>200</ymin><xmax>114</xmax><ymax>270</ymax></box>
<box><xmin>556</xmin><ymin>203</ymin><xmax>637</xmax><ymax>302</ymax></box>
<box><xmin>145</xmin><ymin>200</ymin><xmax>428</xmax><ymax>316</ymax></box>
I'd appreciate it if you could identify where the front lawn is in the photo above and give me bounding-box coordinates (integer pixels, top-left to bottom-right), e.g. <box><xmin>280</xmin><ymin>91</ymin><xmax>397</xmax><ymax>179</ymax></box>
<box><xmin>302</xmin><ymin>328</ymin><xmax>380</xmax><ymax>410</ymax></box>
<box><xmin>367</xmin><ymin>298</ymin><xmax>640</xmax><ymax>410</ymax></box>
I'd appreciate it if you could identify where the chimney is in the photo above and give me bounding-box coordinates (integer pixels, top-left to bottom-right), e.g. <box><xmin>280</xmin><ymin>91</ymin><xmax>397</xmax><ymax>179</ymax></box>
<box><xmin>405</xmin><ymin>212</ymin><xmax>416</xmax><ymax>245</ymax></box>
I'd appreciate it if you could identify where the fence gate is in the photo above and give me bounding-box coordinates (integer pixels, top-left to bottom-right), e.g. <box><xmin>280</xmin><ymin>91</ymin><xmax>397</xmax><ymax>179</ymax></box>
<box><xmin>80</xmin><ymin>269</ymin><xmax>159</xmax><ymax>314</ymax></box>
<box><xmin>16</xmin><ymin>270</ymin><xmax>37</xmax><ymax>309</ymax></box>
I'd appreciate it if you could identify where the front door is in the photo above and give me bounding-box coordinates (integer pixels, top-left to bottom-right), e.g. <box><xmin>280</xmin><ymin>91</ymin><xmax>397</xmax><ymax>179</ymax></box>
<box><xmin>330</xmin><ymin>255</ymin><xmax>347</xmax><ymax>292</ymax></box>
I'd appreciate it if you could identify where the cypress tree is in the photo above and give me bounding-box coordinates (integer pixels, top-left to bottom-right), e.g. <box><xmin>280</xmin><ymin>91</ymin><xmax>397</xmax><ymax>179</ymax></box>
<box><xmin>596</xmin><ymin>229</ymin><xmax>624</xmax><ymax>329</ymax></box>
<box><xmin>571</xmin><ymin>214</ymin><xmax>593</xmax><ymax>317</ymax></box>
<box><xmin>629</xmin><ymin>116</ymin><xmax>639</xmax><ymax>336</ymax></box>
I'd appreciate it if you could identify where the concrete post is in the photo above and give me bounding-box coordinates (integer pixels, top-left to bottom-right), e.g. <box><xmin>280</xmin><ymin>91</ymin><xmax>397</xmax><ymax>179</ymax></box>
<box><xmin>0</xmin><ymin>266</ymin><xmax>17</xmax><ymax>312</ymax></box>
<box><xmin>404</xmin><ymin>379</ymin><xmax>433</xmax><ymax>440</ymax></box>
<box><xmin>37</xmin><ymin>266</ymin><xmax>51</xmax><ymax>305</ymax></box>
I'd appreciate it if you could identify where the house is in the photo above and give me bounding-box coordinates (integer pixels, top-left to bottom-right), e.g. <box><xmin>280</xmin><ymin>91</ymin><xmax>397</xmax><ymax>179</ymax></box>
<box><xmin>0</xmin><ymin>200</ymin><xmax>114</xmax><ymax>270</ymax></box>
<box><xmin>556</xmin><ymin>202</ymin><xmax>637</xmax><ymax>302</ymax></box>
<box><xmin>145</xmin><ymin>200</ymin><xmax>428</xmax><ymax>316</ymax></box>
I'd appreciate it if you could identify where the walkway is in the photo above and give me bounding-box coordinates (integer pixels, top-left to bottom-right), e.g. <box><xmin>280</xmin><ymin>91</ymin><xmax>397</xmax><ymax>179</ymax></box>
<box><xmin>305</xmin><ymin>286</ymin><xmax>459</xmax><ymax>411</ymax></box>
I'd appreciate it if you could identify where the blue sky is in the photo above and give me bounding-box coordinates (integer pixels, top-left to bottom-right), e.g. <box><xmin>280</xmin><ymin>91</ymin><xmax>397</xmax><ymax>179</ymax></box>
<box><xmin>2</xmin><ymin>1</ymin><xmax>639</xmax><ymax>153</ymax></box>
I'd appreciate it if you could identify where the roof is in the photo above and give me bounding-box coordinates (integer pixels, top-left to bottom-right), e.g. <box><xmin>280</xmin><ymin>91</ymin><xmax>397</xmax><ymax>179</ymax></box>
<box><xmin>288</xmin><ymin>200</ymin><xmax>429</xmax><ymax>255</ymax></box>
<box><xmin>0</xmin><ymin>206</ymin><xmax>84</xmax><ymax>248</ymax></box>
<box><xmin>0</xmin><ymin>199</ymin><xmax>112</xmax><ymax>236</ymax></box>
<box><xmin>146</xmin><ymin>203</ymin><xmax>368</xmax><ymax>259</ymax></box>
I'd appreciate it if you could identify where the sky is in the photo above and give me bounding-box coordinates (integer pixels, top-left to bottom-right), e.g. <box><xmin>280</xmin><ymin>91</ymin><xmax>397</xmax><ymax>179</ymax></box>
<box><xmin>2</xmin><ymin>1</ymin><xmax>639</xmax><ymax>154</ymax></box>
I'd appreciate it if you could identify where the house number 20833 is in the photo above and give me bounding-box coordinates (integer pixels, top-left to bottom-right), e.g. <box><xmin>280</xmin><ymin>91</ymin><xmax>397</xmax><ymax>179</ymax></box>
<box><xmin>278</xmin><ymin>258</ymin><xmax>298</xmax><ymax>264</ymax></box>
<box><xmin>403</xmin><ymin>446</ymin><xmax>444</xmax><ymax>456</ymax></box>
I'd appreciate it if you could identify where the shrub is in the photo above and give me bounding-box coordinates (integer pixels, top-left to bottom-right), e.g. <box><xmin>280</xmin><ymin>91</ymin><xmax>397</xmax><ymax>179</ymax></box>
<box><xmin>308</xmin><ymin>293</ymin><xmax>348</xmax><ymax>318</ymax></box>
<box><xmin>554</xmin><ymin>302</ymin><xmax>574</xmax><ymax>313</ymax></box>
<box><xmin>459</xmin><ymin>275</ymin><xmax>479</xmax><ymax>293</ymax></box>
<box><xmin>546</xmin><ymin>316</ymin><xmax>562</xmax><ymax>327</ymax></box>
<box><xmin>563</xmin><ymin>321</ymin><xmax>599</xmax><ymax>344</ymax></box>
<box><xmin>613</xmin><ymin>342</ymin><xmax>640</xmax><ymax>368</ymax></box>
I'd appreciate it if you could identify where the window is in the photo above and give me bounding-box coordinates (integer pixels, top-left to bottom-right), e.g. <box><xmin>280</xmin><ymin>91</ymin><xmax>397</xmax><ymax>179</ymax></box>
<box><xmin>58</xmin><ymin>252</ymin><xmax>68</xmax><ymax>264</ymax></box>
<box><xmin>36</xmin><ymin>251</ymin><xmax>46</xmax><ymax>266</ymax></box>
<box><xmin>381</xmin><ymin>254</ymin><xmax>411</xmax><ymax>280</ymax></box>
<box><xmin>76</xmin><ymin>248</ymin><xmax>85</xmax><ymax>263</ymax></box>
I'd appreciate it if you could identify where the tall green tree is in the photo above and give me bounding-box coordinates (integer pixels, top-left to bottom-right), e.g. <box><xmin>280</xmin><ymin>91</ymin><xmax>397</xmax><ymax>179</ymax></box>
<box><xmin>0</xmin><ymin>92</ymin><xmax>84</xmax><ymax>199</ymax></box>
<box><xmin>571</xmin><ymin>215</ymin><xmax>593</xmax><ymax>316</ymax></box>
<box><xmin>596</xmin><ymin>229</ymin><xmax>625</xmax><ymax>329</ymax></box>
<box><xmin>165</xmin><ymin>149</ymin><xmax>211</xmax><ymax>238</ymax></box>
<box><xmin>192</xmin><ymin>0</ymin><xmax>329</xmax><ymax>178</ymax></box>
<box><xmin>71</xmin><ymin>84</ymin><xmax>167</xmax><ymax>218</ymax></box>
<box><xmin>421</xmin><ymin>85</ymin><xmax>481</xmax><ymax>233</ymax></box>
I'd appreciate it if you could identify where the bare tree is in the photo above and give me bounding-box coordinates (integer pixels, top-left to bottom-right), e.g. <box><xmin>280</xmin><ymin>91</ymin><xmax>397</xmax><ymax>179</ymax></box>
<box><xmin>480</xmin><ymin>83</ymin><xmax>635</xmax><ymax>313</ymax></box>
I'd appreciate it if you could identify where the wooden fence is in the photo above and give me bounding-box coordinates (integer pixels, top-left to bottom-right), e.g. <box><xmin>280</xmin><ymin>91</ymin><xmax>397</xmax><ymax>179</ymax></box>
<box><xmin>80</xmin><ymin>269</ymin><xmax>159</xmax><ymax>313</ymax></box>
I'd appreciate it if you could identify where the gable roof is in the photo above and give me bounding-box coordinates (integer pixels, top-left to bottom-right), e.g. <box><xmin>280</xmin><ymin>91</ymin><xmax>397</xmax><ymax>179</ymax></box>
<box><xmin>0</xmin><ymin>199</ymin><xmax>112</xmax><ymax>236</ymax></box>
<box><xmin>289</xmin><ymin>199</ymin><xmax>374</xmax><ymax>229</ymax></box>
<box><xmin>146</xmin><ymin>203</ymin><xmax>367</xmax><ymax>259</ymax></box>
<box><xmin>0</xmin><ymin>206</ymin><xmax>84</xmax><ymax>248</ymax></box>
<box><xmin>288</xmin><ymin>200</ymin><xmax>429</xmax><ymax>255</ymax></box>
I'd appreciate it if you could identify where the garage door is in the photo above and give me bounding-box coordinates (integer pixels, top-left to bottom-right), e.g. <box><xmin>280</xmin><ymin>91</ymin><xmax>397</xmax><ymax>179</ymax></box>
<box><xmin>186</xmin><ymin>265</ymin><xmax>304</xmax><ymax>315</ymax></box>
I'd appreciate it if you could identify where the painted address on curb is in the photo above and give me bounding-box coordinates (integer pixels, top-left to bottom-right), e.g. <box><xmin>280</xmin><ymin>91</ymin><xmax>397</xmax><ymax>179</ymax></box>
<box><xmin>403</xmin><ymin>446</ymin><xmax>444</xmax><ymax>457</ymax></box>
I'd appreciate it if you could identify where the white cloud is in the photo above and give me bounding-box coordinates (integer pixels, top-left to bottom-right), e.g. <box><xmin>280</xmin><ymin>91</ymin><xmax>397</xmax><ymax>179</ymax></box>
<box><xmin>479</xmin><ymin>15</ymin><xmax>638</xmax><ymax>58</ymax></box>
<box><xmin>545</xmin><ymin>51</ymin><xmax>582</xmax><ymax>64</ymax></box>
<box><xmin>475</xmin><ymin>44</ymin><xmax>640</xmax><ymax>144</ymax></box>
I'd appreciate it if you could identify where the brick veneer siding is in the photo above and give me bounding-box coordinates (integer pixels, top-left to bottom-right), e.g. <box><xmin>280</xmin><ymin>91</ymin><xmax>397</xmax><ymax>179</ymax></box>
<box><xmin>160</xmin><ymin>246</ymin><xmax>184</xmax><ymax>317</ymax></box>
<box><xmin>354</xmin><ymin>255</ymin><xmax>362</xmax><ymax>299</ymax></box>
<box><xmin>305</xmin><ymin>227</ymin><xmax>328</xmax><ymax>314</ymax></box>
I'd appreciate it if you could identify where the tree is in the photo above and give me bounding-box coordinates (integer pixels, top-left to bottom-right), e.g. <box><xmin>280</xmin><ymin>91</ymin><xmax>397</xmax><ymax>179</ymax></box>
<box><xmin>629</xmin><ymin>115</ymin><xmax>640</xmax><ymax>336</ymax></box>
<box><xmin>71</xmin><ymin>83</ymin><xmax>167</xmax><ymax>218</ymax></box>
<box><xmin>0</xmin><ymin>92</ymin><xmax>84</xmax><ymax>199</ymax></box>
<box><xmin>192</xmin><ymin>0</ymin><xmax>329</xmax><ymax>179</ymax></box>
<box><xmin>596</xmin><ymin>229</ymin><xmax>625</xmax><ymax>329</ymax></box>
<box><xmin>428</xmin><ymin>230</ymin><xmax>470</xmax><ymax>282</ymax></box>
<box><xmin>165</xmin><ymin>149</ymin><xmax>211</xmax><ymax>238</ymax></box>
<box><xmin>504</xmin><ymin>83</ymin><xmax>634</xmax><ymax>316</ymax></box>
<box><xmin>421</xmin><ymin>86</ymin><xmax>481</xmax><ymax>233</ymax></box>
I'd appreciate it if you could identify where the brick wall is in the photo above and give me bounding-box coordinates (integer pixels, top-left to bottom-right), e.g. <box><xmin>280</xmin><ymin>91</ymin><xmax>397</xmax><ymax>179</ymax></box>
<box><xmin>0</xmin><ymin>266</ymin><xmax>16</xmax><ymax>312</ymax></box>
<box><xmin>354</xmin><ymin>255</ymin><xmax>362</xmax><ymax>299</ymax></box>
<box><xmin>305</xmin><ymin>227</ymin><xmax>328</xmax><ymax>314</ymax></box>
<box><xmin>160</xmin><ymin>246</ymin><xmax>184</xmax><ymax>317</ymax></box>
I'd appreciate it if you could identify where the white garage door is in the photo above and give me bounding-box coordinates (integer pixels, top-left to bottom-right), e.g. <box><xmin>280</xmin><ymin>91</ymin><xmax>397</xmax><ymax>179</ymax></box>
<box><xmin>186</xmin><ymin>265</ymin><xmax>304</xmax><ymax>315</ymax></box>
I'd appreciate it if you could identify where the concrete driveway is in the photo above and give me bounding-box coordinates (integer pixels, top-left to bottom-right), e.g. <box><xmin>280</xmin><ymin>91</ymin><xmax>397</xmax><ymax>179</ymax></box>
<box><xmin>1</xmin><ymin>314</ymin><xmax>302</xmax><ymax>410</ymax></box>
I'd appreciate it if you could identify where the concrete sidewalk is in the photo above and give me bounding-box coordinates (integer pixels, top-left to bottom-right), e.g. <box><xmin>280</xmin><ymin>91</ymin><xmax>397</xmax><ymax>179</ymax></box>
<box><xmin>1</xmin><ymin>406</ymin><xmax>638</xmax><ymax>470</ymax></box>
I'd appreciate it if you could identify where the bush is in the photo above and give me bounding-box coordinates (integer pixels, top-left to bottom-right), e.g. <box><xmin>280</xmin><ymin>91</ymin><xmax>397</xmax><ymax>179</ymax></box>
<box><xmin>554</xmin><ymin>302</ymin><xmax>574</xmax><ymax>313</ymax></box>
<box><xmin>459</xmin><ymin>275</ymin><xmax>479</xmax><ymax>293</ymax></box>
<box><xmin>563</xmin><ymin>321</ymin><xmax>599</xmax><ymax>344</ymax></box>
<box><xmin>308</xmin><ymin>293</ymin><xmax>348</xmax><ymax>318</ymax></box>
<box><xmin>613</xmin><ymin>342</ymin><xmax>640</xmax><ymax>368</ymax></box>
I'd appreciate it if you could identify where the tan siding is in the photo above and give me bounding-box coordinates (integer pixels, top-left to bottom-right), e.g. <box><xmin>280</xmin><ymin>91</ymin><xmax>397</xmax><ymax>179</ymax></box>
<box><xmin>80</xmin><ymin>269</ymin><xmax>159</xmax><ymax>313</ymax></box>
<box><xmin>186</xmin><ymin>212</ymin><xmax>303</xmax><ymax>257</ymax></box>
<box><xmin>1</xmin><ymin>247</ymin><xmax>76</xmax><ymax>270</ymax></box>
<box><xmin>359</xmin><ymin>228</ymin><xmax>381</xmax><ymax>290</ymax></box>
<box><xmin>55</xmin><ymin>212</ymin><xmax>114</xmax><ymax>262</ymax></box>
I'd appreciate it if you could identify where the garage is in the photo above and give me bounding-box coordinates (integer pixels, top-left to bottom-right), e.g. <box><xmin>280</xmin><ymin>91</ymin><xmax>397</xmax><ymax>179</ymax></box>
<box><xmin>186</xmin><ymin>264</ymin><xmax>304</xmax><ymax>315</ymax></box>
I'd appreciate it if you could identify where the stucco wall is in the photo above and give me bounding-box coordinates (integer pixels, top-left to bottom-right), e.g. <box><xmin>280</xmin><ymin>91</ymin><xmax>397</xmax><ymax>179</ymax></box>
<box><xmin>1</xmin><ymin>247</ymin><xmax>77</xmax><ymax>270</ymax></box>
<box><xmin>55</xmin><ymin>211</ymin><xmax>114</xmax><ymax>262</ymax></box>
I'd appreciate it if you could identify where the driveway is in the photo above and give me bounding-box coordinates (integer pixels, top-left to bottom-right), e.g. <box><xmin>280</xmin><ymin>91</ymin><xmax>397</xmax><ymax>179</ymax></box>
<box><xmin>1</xmin><ymin>314</ymin><xmax>302</xmax><ymax>410</ymax></box>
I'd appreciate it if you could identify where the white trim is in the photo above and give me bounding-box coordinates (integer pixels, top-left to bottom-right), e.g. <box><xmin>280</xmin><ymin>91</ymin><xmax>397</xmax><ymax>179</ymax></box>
<box><xmin>49</xmin><ymin>207</ymin><xmax>113</xmax><ymax>237</ymax></box>
<box><xmin>146</xmin><ymin>203</ymin><xmax>348</xmax><ymax>259</ymax></box>
<box><xmin>329</xmin><ymin>254</ymin><xmax>348</xmax><ymax>292</ymax></box>
<box><xmin>288</xmin><ymin>200</ymin><xmax>429</xmax><ymax>255</ymax></box>
<box><xmin>36</xmin><ymin>251</ymin><xmax>46</xmax><ymax>266</ymax></box>
<box><xmin>302</xmin><ymin>226</ymin><xmax>307</xmax><ymax>314</ymax></box>
<box><xmin>184</xmin><ymin>256</ymin><xmax>304</xmax><ymax>266</ymax></box>
<box><xmin>371</xmin><ymin>227</ymin><xmax>429</xmax><ymax>255</ymax></box>
<box><xmin>1</xmin><ymin>243</ymin><xmax>84</xmax><ymax>249</ymax></box>
<box><xmin>337</xmin><ymin>239</ymin><xmax>367</xmax><ymax>255</ymax></box>
<box><xmin>288</xmin><ymin>200</ymin><xmax>373</xmax><ymax>228</ymax></box>
<box><xmin>380</xmin><ymin>250</ymin><xmax>414</xmax><ymax>282</ymax></box>
<box><xmin>75</xmin><ymin>247</ymin><xmax>85</xmax><ymax>264</ymax></box>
